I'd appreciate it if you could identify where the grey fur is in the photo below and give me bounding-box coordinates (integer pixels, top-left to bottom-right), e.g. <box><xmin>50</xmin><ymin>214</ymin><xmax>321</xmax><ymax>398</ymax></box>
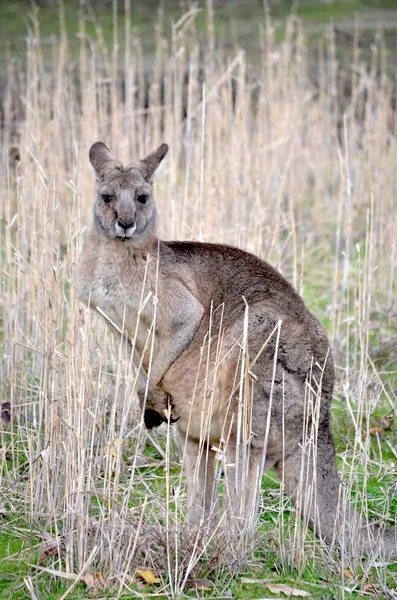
<box><xmin>77</xmin><ymin>143</ymin><xmax>397</xmax><ymax>559</ymax></box>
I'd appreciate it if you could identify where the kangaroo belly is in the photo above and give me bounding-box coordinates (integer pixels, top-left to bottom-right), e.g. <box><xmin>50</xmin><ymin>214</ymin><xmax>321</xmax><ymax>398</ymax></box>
<box><xmin>163</xmin><ymin>328</ymin><xmax>241</xmax><ymax>443</ymax></box>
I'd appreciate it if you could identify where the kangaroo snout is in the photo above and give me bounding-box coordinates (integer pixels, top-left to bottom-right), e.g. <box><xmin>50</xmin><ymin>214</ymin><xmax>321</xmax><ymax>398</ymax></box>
<box><xmin>117</xmin><ymin>218</ymin><xmax>135</xmax><ymax>231</ymax></box>
<box><xmin>115</xmin><ymin>218</ymin><xmax>136</xmax><ymax>239</ymax></box>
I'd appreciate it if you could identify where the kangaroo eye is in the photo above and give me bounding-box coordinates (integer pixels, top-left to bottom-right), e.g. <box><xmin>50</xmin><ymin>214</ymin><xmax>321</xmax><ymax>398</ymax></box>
<box><xmin>137</xmin><ymin>194</ymin><xmax>148</xmax><ymax>204</ymax></box>
<box><xmin>102</xmin><ymin>194</ymin><xmax>113</xmax><ymax>203</ymax></box>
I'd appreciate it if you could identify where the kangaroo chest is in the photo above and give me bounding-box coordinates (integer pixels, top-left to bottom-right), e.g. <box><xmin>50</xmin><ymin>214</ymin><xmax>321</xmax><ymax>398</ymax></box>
<box><xmin>89</xmin><ymin>256</ymin><xmax>158</xmax><ymax>355</ymax></box>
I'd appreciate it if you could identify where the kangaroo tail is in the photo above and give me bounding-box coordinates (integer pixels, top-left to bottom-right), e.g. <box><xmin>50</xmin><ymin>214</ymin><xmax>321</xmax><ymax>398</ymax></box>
<box><xmin>275</xmin><ymin>419</ymin><xmax>397</xmax><ymax>559</ymax></box>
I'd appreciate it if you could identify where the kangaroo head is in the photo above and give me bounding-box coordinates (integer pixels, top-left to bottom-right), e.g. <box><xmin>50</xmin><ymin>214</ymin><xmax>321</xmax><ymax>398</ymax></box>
<box><xmin>89</xmin><ymin>142</ymin><xmax>168</xmax><ymax>243</ymax></box>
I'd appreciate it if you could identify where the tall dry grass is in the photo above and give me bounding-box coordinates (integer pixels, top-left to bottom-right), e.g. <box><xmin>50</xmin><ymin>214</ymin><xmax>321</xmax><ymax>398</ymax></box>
<box><xmin>0</xmin><ymin>4</ymin><xmax>396</xmax><ymax>597</ymax></box>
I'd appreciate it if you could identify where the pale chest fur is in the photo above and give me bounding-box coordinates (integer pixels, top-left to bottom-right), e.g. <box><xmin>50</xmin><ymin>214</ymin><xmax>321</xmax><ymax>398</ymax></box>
<box><xmin>77</xmin><ymin>242</ymin><xmax>158</xmax><ymax>354</ymax></box>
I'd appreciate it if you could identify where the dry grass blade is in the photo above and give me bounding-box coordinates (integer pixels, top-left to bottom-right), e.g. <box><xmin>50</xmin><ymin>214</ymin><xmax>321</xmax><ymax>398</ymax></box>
<box><xmin>57</xmin><ymin>545</ymin><xmax>98</xmax><ymax>600</ymax></box>
<box><xmin>265</xmin><ymin>583</ymin><xmax>311</xmax><ymax>597</ymax></box>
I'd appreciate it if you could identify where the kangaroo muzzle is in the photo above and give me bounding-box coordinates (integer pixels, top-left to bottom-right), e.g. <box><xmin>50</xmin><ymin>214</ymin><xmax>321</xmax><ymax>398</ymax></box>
<box><xmin>115</xmin><ymin>218</ymin><xmax>136</xmax><ymax>240</ymax></box>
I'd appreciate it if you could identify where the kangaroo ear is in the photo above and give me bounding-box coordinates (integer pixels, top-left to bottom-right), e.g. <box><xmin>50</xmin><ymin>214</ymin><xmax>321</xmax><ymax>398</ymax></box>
<box><xmin>89</xmin><ymin>142</ymin><xmax>115</xmax><ymax>174</ymax></box>
<box><xmin>139</xmin><ymin>143</ymin><xmax>169</xmax><ymax>180</ymax></box>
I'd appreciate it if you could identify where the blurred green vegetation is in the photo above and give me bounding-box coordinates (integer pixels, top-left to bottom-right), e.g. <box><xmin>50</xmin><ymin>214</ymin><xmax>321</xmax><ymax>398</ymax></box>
<box><xmin>1</xmin><ymin>0</ymin><xmax>396</xmax><ymax>84</ymax></box>
<box><xmin>0</xmin><ymin>0</ymin><xmax>396</xmax><ymax>52</ymax></box>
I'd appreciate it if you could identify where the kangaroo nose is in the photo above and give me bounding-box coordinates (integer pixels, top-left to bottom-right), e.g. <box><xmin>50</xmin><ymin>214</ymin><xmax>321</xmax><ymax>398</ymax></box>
<box><xmin>117</xmin><ymin>219</ymin><xmax>135</xmax><ymax>230</ymax></box>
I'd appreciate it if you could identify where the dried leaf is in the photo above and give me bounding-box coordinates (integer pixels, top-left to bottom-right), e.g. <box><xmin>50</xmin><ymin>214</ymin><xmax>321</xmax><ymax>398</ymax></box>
<box><xmin>362</xmin><ymin>427</ymin><xmax>384</xmax><ymax>438</ymax></box>
<box><xmin>82</xmin><ymin>574</ymin><xmax>95</xmax><ymax>589</ymax></box>
<box><xmin>38</xmin><ymin>532</ymin><xmax>61</xmax><ymax>564</ymax></box>
<box><xmin>341</xmin><ymin>570</ymin><xmax>354</xmax><ymax>580</ymax></box>
<box><xmin>83</xmin><ymin>572</ymin><xmax>107</xmax><ymax>590</ymax></box>
<box><xmin>136</xmin><ymin>568</ymin><xmax>160</xmax><ymax>585</ymax></box>
<box><xmin>266</xmin><ymin>583</ymin><xmax>311</xmax><ymax>597</ymax></box>
<box><xmin>185</xmin><ymin>578</ymin><xmax>213</xmax><ymax>591</ymax></box>
<box><xmin>94</xmin><ymin>572</ymin><xmax>106</xmax><ymax>587</ymax></box>
<box><xmin>363</xmin><ymin>583</ymin><xmax>377</xmax><ymax>591</ymax></box>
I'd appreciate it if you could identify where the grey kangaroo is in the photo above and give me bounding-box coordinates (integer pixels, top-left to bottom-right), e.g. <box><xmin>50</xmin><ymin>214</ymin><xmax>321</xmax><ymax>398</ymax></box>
<box><xmin>77</xmin><ymin>142</ymin><xmax>396</xmax><ymax>558</ymax></box>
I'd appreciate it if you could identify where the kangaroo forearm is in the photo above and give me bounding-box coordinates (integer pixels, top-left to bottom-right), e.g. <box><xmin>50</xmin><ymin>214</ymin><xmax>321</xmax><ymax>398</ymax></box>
<box><xmin>147</xmin><ymin>314</ymin><xmax>203</xmax><ymax>385</ymax></box>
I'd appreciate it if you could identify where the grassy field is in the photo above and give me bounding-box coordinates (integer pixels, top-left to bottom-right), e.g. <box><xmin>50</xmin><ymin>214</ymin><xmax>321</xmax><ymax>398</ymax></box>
<box><xmin>1</xmin><ymin>1</ymin><xmax>397</xmax><ymax>599</ymax></box>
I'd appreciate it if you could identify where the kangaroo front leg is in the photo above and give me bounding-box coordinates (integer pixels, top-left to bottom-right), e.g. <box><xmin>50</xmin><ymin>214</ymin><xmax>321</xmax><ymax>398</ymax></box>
<box><xmin>93</xmin><ymin>322</ymin><xmax>165</xmax><ymax>425</ymax></box>
<box><xmin>118</xmin><ymin>337</ymin><xmax>168</xmax><ymax>427</ymax></box>
<box><xmin>148</xmin><ymin>297</ymin><xmax>204</xmax><ymax>387</ymax></box>
<box><xmin>140</xmin><ymin>297</ymin><xmax>204</xmax><ymax>426</ymax></box>
<box><xmin>178</xmin><ymin>430</ymin><xmax>218</xmax><ymax>528</ymax></box>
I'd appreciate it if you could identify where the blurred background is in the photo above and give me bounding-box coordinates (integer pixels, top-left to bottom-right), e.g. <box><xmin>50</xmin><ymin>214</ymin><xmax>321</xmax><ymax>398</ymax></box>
<box><xmin>1</xmin><ymin>0</ymin><xmax>397</xmax><ymax>70</ymax></box>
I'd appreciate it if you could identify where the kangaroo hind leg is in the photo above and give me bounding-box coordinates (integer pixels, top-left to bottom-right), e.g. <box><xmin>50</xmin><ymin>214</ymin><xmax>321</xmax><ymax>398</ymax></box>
<box><xmin>223</xmin><ymin>439</ymin><xmax>274</xmax><ymax>535</ymax></box>
<box><xmin>178</xmin><ymin>431</ymin><xmax>219</xmax><ymax>528</ymax></box>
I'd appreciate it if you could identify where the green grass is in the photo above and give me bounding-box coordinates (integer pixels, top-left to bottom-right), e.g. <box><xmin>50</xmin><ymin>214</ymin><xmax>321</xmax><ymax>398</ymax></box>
<box><xmin>1</xmin><ymin>426</ymin><xmax>396</xmax><ymax>599</ymax></box>
<box><xmin>0</xmin><ymin>0</ymin><xmax>145</xmax><ymax>39</ymax></box>
<box><xmin>274</xmin><ymin>1</ymin><xmax>359</xmax><ymax>21</ymax></box>
<box><xmin>1</xmin><ymin>0</ymin><xmax>396</xmax><ymax>58</ymax></box>
<box><xmin>0</xmin><ymin>532</ymin><xmax>29</xmax><ymax>591</ymax></box>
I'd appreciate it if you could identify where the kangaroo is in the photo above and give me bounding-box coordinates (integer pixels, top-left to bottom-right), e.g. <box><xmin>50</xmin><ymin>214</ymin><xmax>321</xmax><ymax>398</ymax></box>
<box><xmin>77</xmin><ymin>141</ymin><xmax>396</xmax><ymax>559</ymax></box>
